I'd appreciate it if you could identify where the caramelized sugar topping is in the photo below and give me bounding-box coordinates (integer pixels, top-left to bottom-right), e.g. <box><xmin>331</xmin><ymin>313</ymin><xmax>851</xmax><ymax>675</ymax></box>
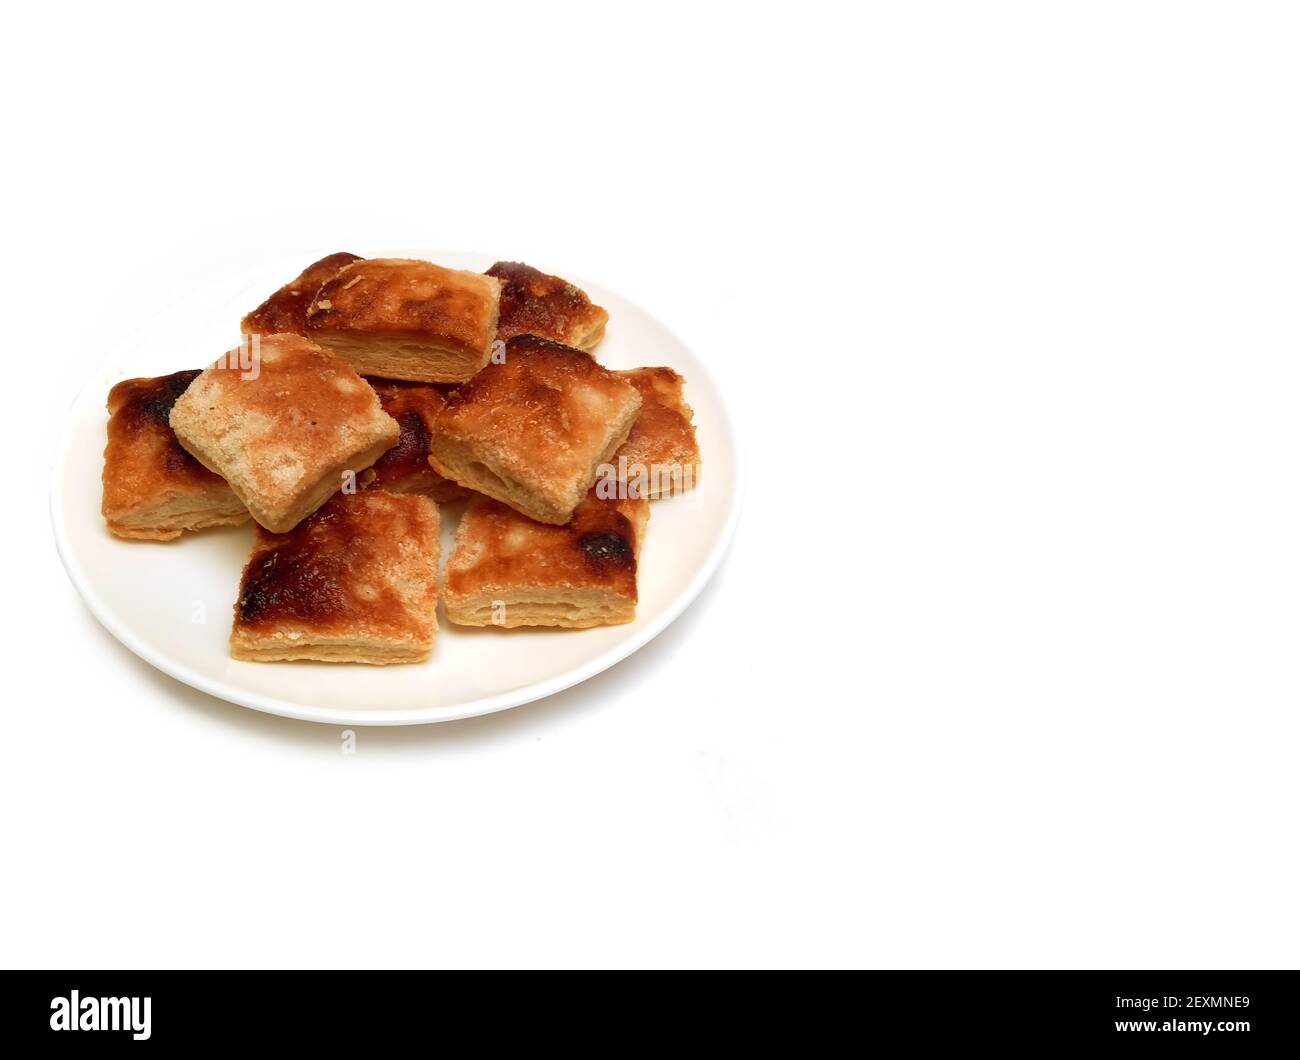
<box><xmin>446</xmin><ymin>489</ymin><xmax>643</xmax><ymax>597</ymax></box>
<box><xmin>487</xmin><ymin>261</ymin><xmax>603</xmax><ymax>345</ymax></box>
<box><xmin>242</xmin><ymin>252</ymin><xmax>362</xmax><ymax>335</ymax></box>
<box><xmin>235</xmin><ymin>492</ymin><xmax>435</xmax><ymax>637</ymax></box>
<box><xmin>365</xmin><ymin>379</ymin><xmax>446</xmax><ymax>485</ymax></box>
<box><xmin>307</xmin><ymin>258</ymin><xmax>500</xmax><ymax>350</ymax></box>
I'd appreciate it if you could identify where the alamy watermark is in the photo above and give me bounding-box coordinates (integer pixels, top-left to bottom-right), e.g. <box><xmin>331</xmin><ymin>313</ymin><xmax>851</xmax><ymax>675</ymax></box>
<box><xmin>212</xmin><ymin>334</ymin><xmax>261</xmax><ymax>380</ymax></box>
<box><xmin>593</xmin><ymin>457</ymin><xmax>701</xmax><ymax>501</ymax></box>
<box><xmin>50</xmin><ymin>991</ymin><xmax>150</xmax><ymax>1040</ymax></box>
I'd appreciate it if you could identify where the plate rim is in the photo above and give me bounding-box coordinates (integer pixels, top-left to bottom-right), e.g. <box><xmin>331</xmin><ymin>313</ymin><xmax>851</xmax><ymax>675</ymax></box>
<box><xmin>49</xmin><ymin>253</ymin><xmax>742</xmax><ymax>726</ymax></box>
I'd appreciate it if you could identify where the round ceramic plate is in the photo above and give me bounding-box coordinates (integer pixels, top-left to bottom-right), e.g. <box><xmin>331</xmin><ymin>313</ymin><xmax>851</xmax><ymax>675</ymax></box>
<box><xmin>51</xmin><ymin>250</ymin><xmax>740</xmax><ymax>725</ymax></box>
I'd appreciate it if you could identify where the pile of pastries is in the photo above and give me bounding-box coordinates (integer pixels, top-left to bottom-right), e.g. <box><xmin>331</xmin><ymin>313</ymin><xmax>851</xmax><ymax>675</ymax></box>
<box><xmin>100</xmin><ymin>255</ymin><xmax>701</xmax><ymax>664</ymax></box>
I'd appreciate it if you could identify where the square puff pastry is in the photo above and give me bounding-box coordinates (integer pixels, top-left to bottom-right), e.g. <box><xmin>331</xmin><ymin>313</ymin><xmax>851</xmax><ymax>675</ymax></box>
<box><xmin>486</xmin><ymin>261</ymin><xmax>609</xmax><ymax>351</ymax></box>
<box><xmin>230</xmin><ymin>491</ymin><xmax>440</xmax><ymax>664</ymax></box>
<box><xmin>169</xmin><ymin>334</ymin><xmax>400</xmax><ymax>533</ymax></box>
<box><xmin>241</xmin><ymin>252</ymin><xmax>362</xmax><ymax>337</ymax></box>
<box><xmin>445</xmin><ymin>489</ymin><xmax>649</xmax><ymax>628</ymax></box>
<box><xmin>363</xmin><ymin>378</ymin><xmax>470</xmax><ymax>502</ymax></box>
<box><xmin>304</xmin><ymin>258</ymin><xmax>503</xmax><ymax>383</ymax></box>
<box><xmin>427</xmin><ymin>335</ymin><xmax>642</xmax><ymax>525</ymax></box>
<box><xmin>101</xmin><ymin>370</ymin><xmax>249</xmax><ymax>540</ymax></box>
<box><xmin>612</xmin><ymin>367</ymin><xmax>702</xmax><ymax>498</ymax></box>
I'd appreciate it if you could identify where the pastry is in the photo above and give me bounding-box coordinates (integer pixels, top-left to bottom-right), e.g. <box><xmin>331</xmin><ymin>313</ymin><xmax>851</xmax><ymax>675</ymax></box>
<box><xmin>486</xmin><ymin>261</ymin><xmax>608</xmax><ymax>350</ymax></box>
<box><xmin>304</xmin><ymin>258</ymin><xmax>502</xmax><ymax>383</ymax></box>
<box><xmin>444</xmin><ymin>489</ymin><xmax>648</xmax><ymax>628</ymax></box>
<box><xmin>426</xmin><ymin>335</ymin><xmax>641</xmax><ymax>524</ymax></box>
<box><xmin>169</xmin><ymin>334</ymin><xmax>400</xmax><ymax>533</ymax></box>
<box><xmin>609</xmin><ymin>367</ymin><xmax>701</xmax><ymax>498</ymax></box>
<box><xmin>101</xmin><ymin>370</ymin><xmax>248</xmax><ymax>540</ymax></box>
<box><xmin>364</xmin><ymin>378</ymin><xmax>470</xmax><ymax>501</ymax></box>
<box><xmin>230</xmin><ymin>491</ymin><xmax>440</xmax><ymax>663</ymax></box>
<box><xmin>241</xmin><ymin>252</ymin><xmax>362</xmax><ymax>336</ymax></box>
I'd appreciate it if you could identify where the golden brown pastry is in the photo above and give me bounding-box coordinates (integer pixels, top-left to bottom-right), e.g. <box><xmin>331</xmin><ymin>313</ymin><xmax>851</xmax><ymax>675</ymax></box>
<box><xmin>364</xmin><ymin>378</ymin><xmax>470</xmax><ymax>502</ymax></box>
<box><xmin>426</xmin><ymin>335</ymin><xmax>641</xmax><ymax>525</ymax></box>
<box><xmin>230</xmin><ymin>491</ymin><xmax>440</xmax><ymax>663</ymax></box>
<box><xmin>304</xmin><ymin>258</ymin><xmax>502</xmax><ymax>383</ymax></box>
<box><xmin>486</xmin><ymin>261</ymin><xmax>608</xmax><ymax>351</ymax></box>
<box><xmin>610</xmin><ymin>367</ymin><xmax>701</xmax><ymax>498</ymax></box>
<box><xmin>241</xmin><ymin>252</ymin><xmax>362</xmax><ymax>336</ymax></box>
<box><xmin>169</xmin><ymin>334</ymin><xmax>400</xmax><ymax>533</ymax></box>
<box><xmin>444</xmin><ymin>489</ymin><xmax>648</xmax><ymax>628</ymax></box>
<box><xmin>101</xmin><ymin>370</ymin><xmax>249</xmax><ymax>540</ymax></box>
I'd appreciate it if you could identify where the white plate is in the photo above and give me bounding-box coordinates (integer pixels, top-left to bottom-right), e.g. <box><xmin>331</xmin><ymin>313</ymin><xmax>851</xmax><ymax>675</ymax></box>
<box><xmin>51</xmin><ymin>251</ymin><xmax>740</xmax><ymax>725</ymax></box>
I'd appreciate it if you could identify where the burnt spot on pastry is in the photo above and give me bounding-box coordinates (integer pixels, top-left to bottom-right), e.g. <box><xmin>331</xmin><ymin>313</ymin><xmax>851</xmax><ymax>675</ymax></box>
<box><xmin>499</xmin><ymin>333</ymin><xmax>590</xmax><ymax>361</ymax></box>
<box><xmin>577</xmin><ymin>529</ymin><xmax>634</xmax><ymax>571</ymax></box>
<box><xmin>236</xmin><ymin>501</ymin><xmax>352</xmax><ymax>624</ymax></box>
<box><xmin>160</xmin><ymin>439</ymin><xmax>204</xmax><ymax>473</ymax></box>
<box><xmin>236</xmin><ymin>547</ymin><xmax>348</xmax><ymax>625</ymax></box>
<box><xmin>132</xmin><ymin>369</ymin><xmax>202</xmax><ymax>426</ymax></box>
<box><xmin>108</xmin><ymin>370</ymin><xmax>210</xmax><ymax>476</ymax></box>
<box><xmin>234</xmin><ymin>495</ymin><xmax>412</xmax><ymax>629</ymax></box>
<box><xmin>392</xmin><ymin>410</ymin><xmax>432</xmax><ymax>469</ymax></box>
<box><xmin>568</xmin><ymin>491</ymin><xmax>640</xmax><ymax>573</ymax></box>
<box><xmin>572</xmin><ymin>501</ymin><xmax>638</xmax><ymax>575</ymax></box>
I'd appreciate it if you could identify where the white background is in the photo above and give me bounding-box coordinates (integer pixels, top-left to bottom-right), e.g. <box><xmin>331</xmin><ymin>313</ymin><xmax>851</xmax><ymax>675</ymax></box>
<box><xmin>3</xmin><ymin>1</ymin><xmax>1298</xmax><ymax>967</ymax></box>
